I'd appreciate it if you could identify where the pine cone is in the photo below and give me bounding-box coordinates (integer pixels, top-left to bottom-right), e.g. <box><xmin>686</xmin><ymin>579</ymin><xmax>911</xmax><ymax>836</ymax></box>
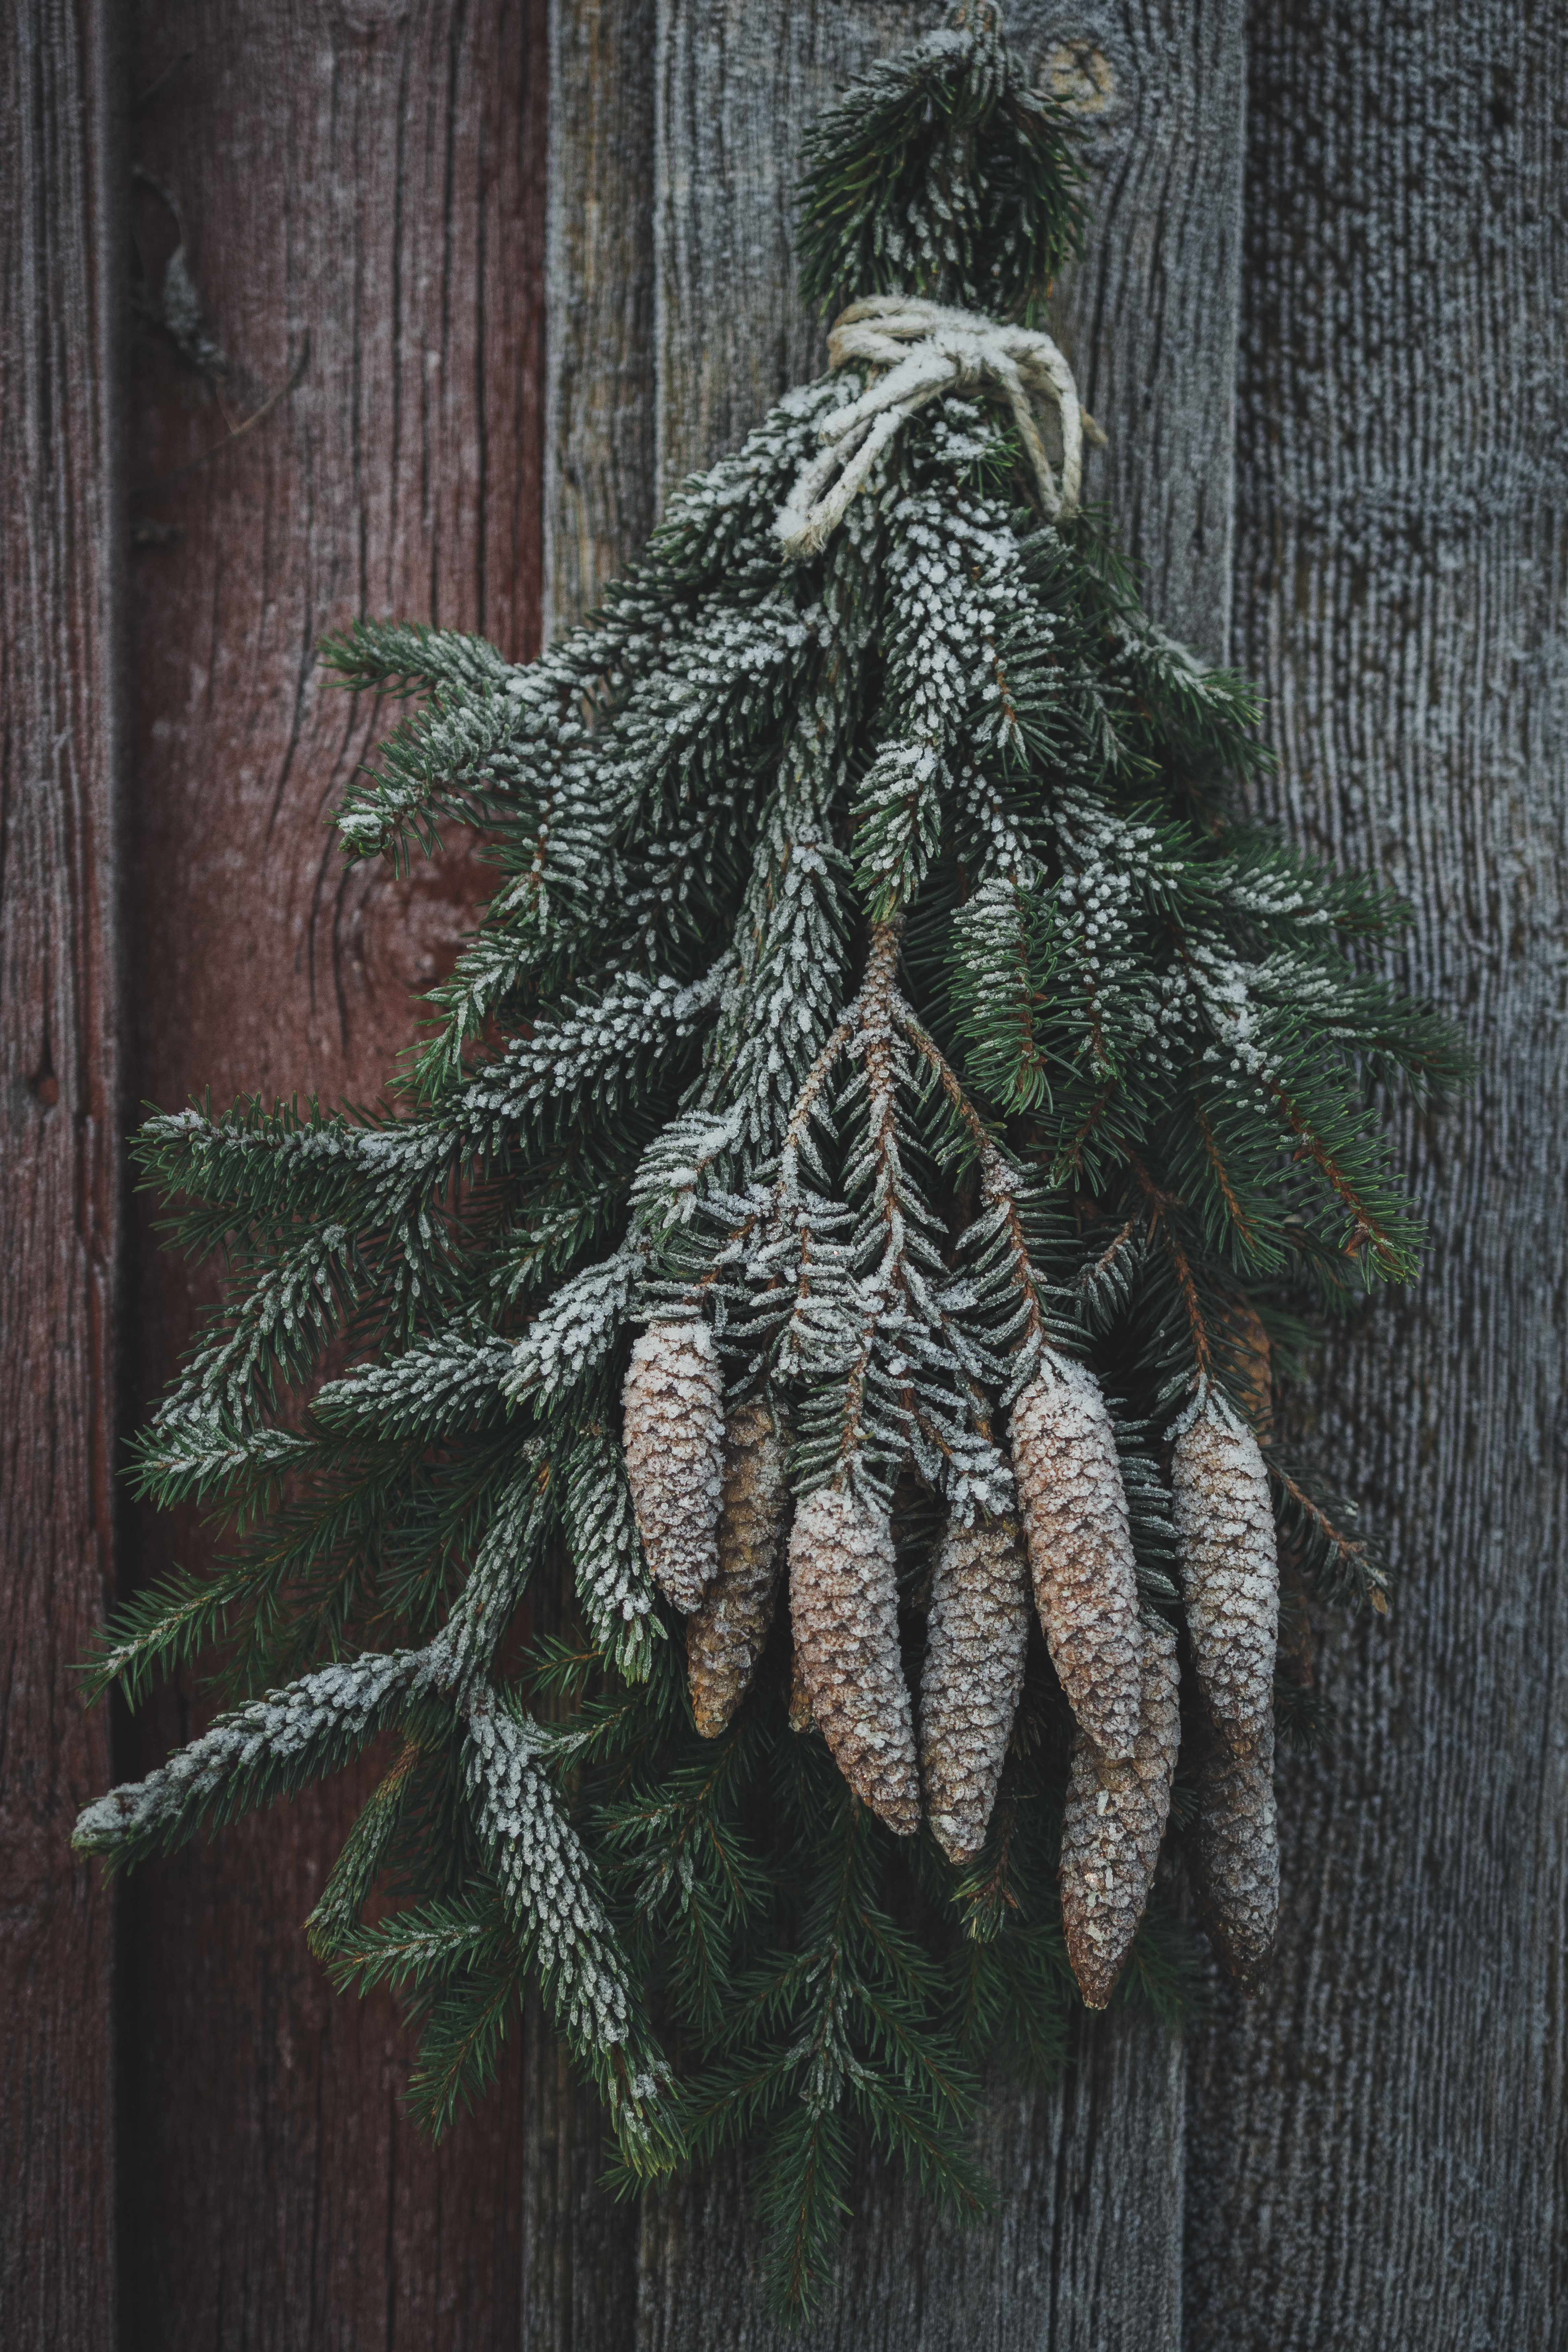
<box><xmin>1058</xmin><ymin>1614</ymin><xmax>1180</xmax><ymax>2008</ymax></box>
<box><xmin>1188</xmin><ymin>1722</ymin><xmax>1279</xmax><ymax>1994</ymax></box>
<box><xmin>620</xmin><ymin>1319</ymin><xmax>725</xmax><ymax>1612</ymax></box>
<box><xmin>1172</xmin><ymin>1392</ymin><xmax>1278</xmax><ymax>1747</ymax></box>
<box><xmin>1010</xmin><ymin>1357</ymin><xmax>1142</xmax><ymax>1759</ymax></box>
<box><xmin>918</xmin><ymin>1512</ymin><xmax>1029</xmax><ymax>1863</ymax></box>
<box><xmin>787</xmin><ymin>1641</ymin><xmax>816</xmax><ymax>1733</ymax></box>
<box><xmin>789</xmin><ymin>1483</ymin><xmax>919</xmax><ymax>1833</ymax></box>
<box><xmin>687</xmin><ymin>1399</ymin><xmax>791</xmax><ymax>1738</ymax></box>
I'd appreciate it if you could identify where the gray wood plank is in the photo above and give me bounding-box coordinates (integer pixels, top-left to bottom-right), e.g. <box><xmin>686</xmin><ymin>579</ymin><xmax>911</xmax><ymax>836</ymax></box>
<box><xmin>1031</xmin><ymin>0</ymin><xmax>1248</xmax><ymax>656</ymax></box>
<box><xmin>0</xmin><ymin>4</ymin><xmax>121</xmax><ymax>2345</ymax></box>
<box><xmin>634</xmin><ymin>2016</ymin><xmax>1185</xmax><ymax>2352</ymax></box>
<box><xmin>1184</xmin><ymin>3</ymin><xmax>1568</xmax><ymax>2346</ymax></box>
<box><xmin>530</xmin><ymin>4</ymin><xmax>1251</xmax><ymax>2339</ymax></box>
<box><xmin>652</xmin><ymin>0</ymin><xmax>916</xmax><ymax>507</ymax></box>
<box><xmin>523</xmin><ymin>1994</ymin><xmax>642</xmax><ymax>2352</ymax></box>
<box><xmin>529</xmin><ymin>11</ymin><xmax>661</xmax><ymax>2337</ymax></box>
<box><xmin>623</xmin><ymin>5</ymin><xmax>1247</xmax><ymax>2344</ymax></box>
<box><xmin>545</xmin><ymin>0</ymin><xmax>660</xmax><ymax>639</ymax></box>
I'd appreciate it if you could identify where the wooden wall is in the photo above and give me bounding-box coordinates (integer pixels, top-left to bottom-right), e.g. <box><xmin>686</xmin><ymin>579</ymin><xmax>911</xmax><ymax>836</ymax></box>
<box><xmin>2</xmin><ymin>5</ymin><xmax>120</xmax><ymax>2344</ymax></box>
<box><xmin>1</xmin><ymin>1</ymin><xmax>1562</xmax><ymax>2345</ymax></box>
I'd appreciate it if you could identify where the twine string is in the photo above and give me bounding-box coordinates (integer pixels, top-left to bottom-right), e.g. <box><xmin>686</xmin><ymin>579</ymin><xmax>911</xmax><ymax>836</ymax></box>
<box><xmin>777</xmin><ymin>295</ymin><xmax>1095</xmax><ymax>559</ymax></box>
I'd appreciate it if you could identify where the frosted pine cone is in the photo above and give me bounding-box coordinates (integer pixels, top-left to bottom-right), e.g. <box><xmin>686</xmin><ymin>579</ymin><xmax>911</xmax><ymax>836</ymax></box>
<box><xmin>620</xmin><ymin>1319</ymin><xmax>724</xmax><ymax>1613</ymax></box>
<box><xmin>1172</xmin><ymin>1392</ymin><xmax>1279</xmax><ymax>1746</ymax></box>
<box><xmin>918</xmin><ymin>1513</ymin><xmax>1029</xmax><ymax>1863</ymax></box>
<box><xmin>687</xmin><ymin>1399</ymin><xmax>791</xmax><ymax>1738</ymax></box>
<box><xmin>1010</xmin><ymin>1357</ymin><xmax>1142</xmax><ymax>1759</ymax></box>
<box><xmin>1188</xmin><ymin>1722</ymin><xmax>1279</xmax><ymax>1994</ymax></box>
<box><xmin>1058</xmin><ymin>1614</ymin><xmax>1180</xmax><ymax>2008</ymax></box>
<box><xmin>789</xmin><ymin>1483</ymin><xmax>919</xmax><ymax>1834</ymax></box>
<box><xmin>787</xmin><ymin>1640</ymin><xmax>816</xmax><ymax>1733</ymax></box>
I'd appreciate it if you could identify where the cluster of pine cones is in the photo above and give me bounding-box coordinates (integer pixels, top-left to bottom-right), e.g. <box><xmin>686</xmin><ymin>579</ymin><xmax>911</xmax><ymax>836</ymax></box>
<box><xmin>622</xmin><ymin>1321</ymin><xmax>1279</xmax><ymax>2007</ymax></box>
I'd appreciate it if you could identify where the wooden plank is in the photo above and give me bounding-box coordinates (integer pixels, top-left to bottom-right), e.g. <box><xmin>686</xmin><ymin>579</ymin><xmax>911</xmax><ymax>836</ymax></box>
<box><xmin>544</xmin><ymin>0</ymin><xmax>659</xmax><ymax>639</ymax></box>
<box><xmin>523</xmin><ymin>1992</ymin><xmax>641</xmax><ymax>2352</ymax></box>
<box><xmin>1033</xmin><ymin>0</ymin><xmax>1248</xmax><ymax>657</ymax></box>
<box><xmin>114</xmin><ymin>5</ymin><xmax>546</xmax><ymax>2345</ymax></box>
<box><xmin>521</xmin><ymin>3</ymin><xmax>1249</xmax><ymax>2342</ymax></box>
<box><xmin>1184</xmin><ymin>2</ymin><xmax>1568</xmax><ymax>2344</ymax></box>
<box><xmin>634</xmin><ymin>2017</ymin><xmax>1185</xmax><ymax>2352</ymax></box>
<box><xmin>0</xmin><ymin>4</ymin><xmax>121</xmax><ymax>2346</ymax></box>
<box><xmin>648</xmin><ymin>8</ymin><xmax>1244</xmax><ymax>2342</ymax></box>
<box><xmin>524</xmin><ymin>10</ymin><xmax>665</xmax><ymax>2333</ymax></box>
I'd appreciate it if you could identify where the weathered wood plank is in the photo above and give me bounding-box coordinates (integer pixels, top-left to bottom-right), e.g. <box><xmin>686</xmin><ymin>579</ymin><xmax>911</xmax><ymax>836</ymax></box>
<box><xmin>544</xmin><ymin>0</ymin><xmax>658</xmax><ymax>640</ymax></box>
<box><xmin>114</xmin><ymin>5</ymin><xmax>546</xmax><ymax>2345</ymax></box>
<box><xmin>1185</xmin><ymin>2</ymin><xmax>1568</xmax><ymax>2344</ymax></box>
<box><xmin>523</xmin><ymin>1993</ymin><xmax>642</xmax><ymax>2352</ymax></box>
<box><xmin>633</xmin><ymin>2017</ymin><xmax>1185</xmax><ymax>2352</ymax></box>
<box><xmin>652</xmin><ymin>0</ymin><xmax>914</xmax><ymax>507</ymax></box>
<box><xmin>528</xmin><ymin>14</ymin><xmax>662</xmax><ymax>2329</ymax></box>
<box><xmin>0</xmin><ymin>4</ymin><xmax>121</xmax><ymax>2346</ymax></box>
<box><xmin>523</xmin><ymin>4</ymin><xmax>1248</xmax><ymax>2342</ymax></box>
<box><xmin>1032</xmin><ymin>0</ymin><xmax>1248</xmax><ymax>656</ymax></box>
<box><xmin>645</xmin><ymin>8</ymin><xmax>1245</xmax><ymax>2342</ymax></box>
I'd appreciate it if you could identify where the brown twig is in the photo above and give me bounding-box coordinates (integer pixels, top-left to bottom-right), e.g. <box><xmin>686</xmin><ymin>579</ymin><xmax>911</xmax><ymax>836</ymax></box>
<box><xmin>1126</xmin><ymin>1151</ymin><xmax>1213</xmax><ymax>1381</ymax></box>
<box><xmin>1193</xmin><ymin>1099</ymin><xmax>1259</xmax><ymax>1252</ymax></box>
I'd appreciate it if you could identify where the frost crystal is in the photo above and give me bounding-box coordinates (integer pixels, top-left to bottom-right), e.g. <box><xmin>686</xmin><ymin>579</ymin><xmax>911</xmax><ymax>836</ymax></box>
<box><xmin>72</xmin><ymin>1649</ymin><xmax>429</xmax><ymax>1863</ymax></box>
<box><xmin>561</xmin><ymin>1429</ymin><xmax>657</xmax><ymax>1678</ymax></box>
<box><xmin>464</xmin><ymin>1694</ymin><xmax>675</xmax><ymax>2156</ymax></box>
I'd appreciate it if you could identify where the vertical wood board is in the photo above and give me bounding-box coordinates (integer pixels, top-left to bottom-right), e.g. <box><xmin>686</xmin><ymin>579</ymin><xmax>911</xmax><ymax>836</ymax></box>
<box><xmin>531</xmin><ymin>19</ymin><xmax>662</xmax><ymax>2330</ymax></box>
<box><xmin>633</xmin><ymin>2018</ymin><xmax>1186</xmax><ymax>2352</ymax></box>
<box><xmin>544</xmin><ymin>0</ymin><xmax>659</xmax><ymax>640</ymax></box>
<box><xmin>526</xmin><ymin>4</ymin><xmax>1246</xmax><ymax>2343</ymax></box>
<box><xmin>113</xmin><ymin>4</ymin><xmax>546</xmax><ymax>2345</ymax></box>
<box><xmin>0</xmin><ymin>4</ymin><xmax>121</xmax><ymax>2345</ymax></box>
<box><xmin>1185</xmin><ymin>3</ymin><xmax>1568</xmax><ymax>2345</ymax></box>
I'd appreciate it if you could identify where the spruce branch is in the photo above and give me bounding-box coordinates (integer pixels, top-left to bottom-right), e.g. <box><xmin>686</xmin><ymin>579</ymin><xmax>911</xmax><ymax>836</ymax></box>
<box><xmin>72</xmin><ymin>1647</ymin><xmax>435</xmax><ymax>1872</ymax></box>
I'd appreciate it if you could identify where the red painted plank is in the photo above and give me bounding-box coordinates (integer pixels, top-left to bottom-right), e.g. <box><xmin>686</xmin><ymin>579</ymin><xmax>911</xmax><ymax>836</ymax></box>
<box><xmin>113</xmin><ymin>4</ymin><xmax>545</xmax><ymax>2342</ymax></box>
<box><xmin>0</xmin><ymin>4</ymin><xmax>121</xmax><ymax>2345</ymax></box>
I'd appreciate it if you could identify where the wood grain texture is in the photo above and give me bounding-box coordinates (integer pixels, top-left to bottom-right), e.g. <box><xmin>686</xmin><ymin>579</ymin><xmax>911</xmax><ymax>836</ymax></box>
<box><xmin>523</xmin><ymin>1995</ymin><xmax>641</xmax><ymax>2352</ymax></box>
<box><xmin>544</xmin><ymin>0</ymin><xmax>658</xmax><ymax>640</ymax></box>
<box><xmin>532</xmin><ymin>15</ymin><xmax>662</xmax><ymax>2304</ymax></box>
<box><xmin>633</xmin><ymin>2019</ymin><xmax>1184</xmax><ymax>2352</ymax></box>
<box><xmin>0</xmin><ymin>4</ymin><xmax>121</xmax><ymax>2346</ymax></box>
<box><xmin>652</xmin><ymin>0</ymin><xmax>913</xmax><ymax>505</ymax></box>
<box><xmin>1185</xmin><ymin>4</ymin><xmax>1568</xmax><ymax>2346</ymax></box>
<box><xmin>1031</xmin><ymin>0</ymin><xmax>1247</xmax><ymax>655</ymax></box>
<box><xmin>114</xmin><ymin>4</ymin><xmax>546</xmax><ymax>2344</ymax></box>
<box><xmin>519</xmin><ymin>5</ymin><xmax>1246</xmax><ymax>2342</ymax></box>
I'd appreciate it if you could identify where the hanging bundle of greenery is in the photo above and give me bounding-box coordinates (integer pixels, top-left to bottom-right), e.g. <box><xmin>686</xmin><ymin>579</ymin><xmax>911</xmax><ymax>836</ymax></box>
<box><xmin>75</xmin><ymin>4</ymin><xmax>1464</xmax><ymax>2321</ymax></box>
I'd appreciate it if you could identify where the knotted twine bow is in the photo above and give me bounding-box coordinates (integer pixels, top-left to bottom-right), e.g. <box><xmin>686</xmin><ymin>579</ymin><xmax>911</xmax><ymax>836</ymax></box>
<box><xmin>776</xmin><ymin>295</ymin><xmax>1101</xmax><ymax>561</ymax></box>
